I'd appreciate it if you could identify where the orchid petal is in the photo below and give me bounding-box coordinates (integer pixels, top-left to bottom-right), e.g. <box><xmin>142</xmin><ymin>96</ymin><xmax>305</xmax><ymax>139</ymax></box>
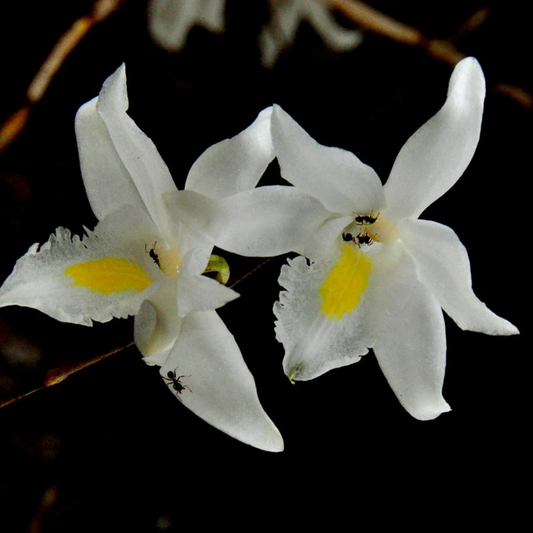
<box><xmin>75</xmin><ymin>97</ymin><xmax>145</xmax><ymax>221</ymax></box>
<box><xmin>185</xmin><ymin>108</ymin><xmax>275</xmax><ymax>198</ymax></box>
<box><xmin>149</xmin><ymin>0</ymin><xmax>225</xmax><ymax>51</ymax></box>
<box><xmin>259</xmin><ymin>0</ymin><xmax>302</xmax><ymax>68</ymax></box>
<box><xmin>402</xmin><ymin>218</ymin><xmax>519</xmax><ymax>335</ymax></box>
<box><xmin>0</xmin><ymin>207</ymin><xmax>162</xmax><ymax>326</ymax></box>
<box><xmin>384</xmin><ymin>57</ymin><xmax>486</xmax><ymax>220</ymax></box>
<box><xmin>96</xmin><ymin>64</ymin><xmax>177</xmax><ymax>238</ymax></box>
<box><xmin>274</xmin><ymin>254</ymin><xmax>371</xmax><ymax>381</ymax></box>
<box><xmin>307</xmin><ymin>2</ymin><xmax>363</xmax><ymax>51</ymax></box>
<box><xmin>271</xmin><ymin>105</ymin><xmax>385</xmax><ymax>215</ymax></box>
<box><xmin>370</xmin><ymin>252</ymin><xmax>450</xmax><ymax>420</ymax></box>
<box><xmin>165</xmin><ymin>186</ymin><xmax>346</xmax><ymax>259</ymax></box>
<box><xmin>160</xmin><ymin>310</ymin><xmax>284</xmax><ymax>452</ymax></box>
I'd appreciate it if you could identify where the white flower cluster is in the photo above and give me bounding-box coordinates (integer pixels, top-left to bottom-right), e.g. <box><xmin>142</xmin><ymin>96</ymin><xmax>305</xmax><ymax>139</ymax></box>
<box><xmin>0</xmin><ymin>57</ymin><xmax>518</xmax><ymax>451</ymax></box>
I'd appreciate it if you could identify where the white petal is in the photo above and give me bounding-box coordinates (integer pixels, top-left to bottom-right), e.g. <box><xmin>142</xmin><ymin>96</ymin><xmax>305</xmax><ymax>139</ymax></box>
<box><xmin>159</xmin><ymin>310</ymin><xmax>284</xmax><ymax>452</ymax></box>
<box><xmin>165</xmin><ymin>187</ymin><xmax>348</xmax><ymax>259</ymax></box>
<box><xmin>274</xmin><ymin>254</ymin><xmax>371</xmax><ymax>381</ymax></box>
<box><xmin>307</xmin><ymin>2</ymin><xmax>363</xmax><ymax>51</ymax></box>
<box><xmin>370</xmin><ymin>252</ymin><xmax>450</xmax><ymax>420</ymax></box>
<box><xmin>198</xmin><ymin>0</ymin><xmax>226</xmax><ymax>33</ymax></box>
<box><xmin>75</xmin><ymin>97</ymin><xmax>145</xmax><ymax>221</ymax></box>
<box><xmin>401</xmin><ymin>218</ymin><xmax>519</xmax><ymax>335</ymax></box>
<box><xmin>185</xmin><ymin>107</ymin><xmax>274</xmax><ymax>198</ymax></box>
<box><xmin>176</xmin><ymin>248</ymin><xmax>239</xmax><ymax>317</ymax></box>
<box><xmin>259</xmin><ymin>0</ymin><xmax>302</xmax><ymax>67</ymax></box>
<box><xmin>271</xmin><ymin>105</ymin><xmax>385</xmax><ymax>215</ymax></box>
<box><xmin>259</xmin><ymin>27</ymin><xmax>282</xmax><ymax>69</ymax></box>
<box><xmin>96</xmin><ymin>64</ymin><xmax>178</xmax><ymax>238</ymax></box>
<box><xmin>148</xmin><ymin>0</ymin><xmax>225</xmax><ymax>51</ymax></box>
<box><xmin>0</xmin><ymin>207</ymin><xmax>162</xmax><ymax>326</ymax></box>
<box><xmin>384</xmin><ymin>57</ymin><xmax>486</xmax><ymax>220</ymax></box>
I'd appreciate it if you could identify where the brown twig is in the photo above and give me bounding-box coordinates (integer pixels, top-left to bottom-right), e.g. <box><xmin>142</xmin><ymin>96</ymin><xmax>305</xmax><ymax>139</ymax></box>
<box><xmin>229</xmin><ymin>257</ymin><xmax>275</xmax><ymax>290</ymax></box>
<box><xmin>0</xmin><ymin>340</ymin><xmax>133</xmax><ymax>410</ymax></box>
<box><xmin>0</xmin><ymin>0</ymin><xmax>123</xmax><ymax>153</ymax></box>
<box><xmin>326</xmin><ymin>0</ymin><xmax>532</xmax><ymax>107</ymax></box>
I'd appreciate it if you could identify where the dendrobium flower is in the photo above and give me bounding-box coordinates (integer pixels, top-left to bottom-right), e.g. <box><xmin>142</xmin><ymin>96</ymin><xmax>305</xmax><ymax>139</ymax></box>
<box><xmin>170</xmin><ymin>57</ymin><xmax>519</xmax><ymax>421</ymax></box>
<box><xmin>0</xmin><ymin>65</ymin><xmax>283</xmax><ymax>452</ymax></box>
<box><xmin>260</xmin><ymin>0</ymin><xmax>363</xmax><ymax>68</ymax></box>
<box><xmin>148</xmin><ymin>0</ymin><xmax>226</xmax><ymax>52</ymax></box>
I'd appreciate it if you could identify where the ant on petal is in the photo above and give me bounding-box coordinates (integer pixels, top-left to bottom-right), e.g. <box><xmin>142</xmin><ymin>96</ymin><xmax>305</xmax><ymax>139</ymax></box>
<box><xmin>354</xmin><ymin>213</ymin><xmax>379</xmax><ymax>225</ymax></box>
<box><xmin>145</xmin><ymin>242</ymin><xmax>161</xmax><ymax>268</ymax></box>
<box><xmin>163</xmin><ymin>369</ymin><xmax>192</xmax><ymax>400</ymax></box>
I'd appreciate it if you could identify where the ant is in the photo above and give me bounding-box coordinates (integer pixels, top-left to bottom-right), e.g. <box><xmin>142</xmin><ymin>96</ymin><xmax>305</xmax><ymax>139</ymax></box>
<box><xmin>145</xmin><ymin>242</ymin><xmax>161</xmax><ymax>268</ymax></box>
<box><xmin>357</xmin><ymin>234</ymin><xmax>374</xmax><ymax>246</ymax></box>
<box><xmin>342</xmin><ymin>231</ymin><xmax>374</xmax><ymax>247</ymax></box>
<box><xmin>163</xmin><ymin>369</ymin><xmax>192</xmax><ymax>400</ymax></box>
<box><xmin>354</xmin><ymin>213</ymin><xmax>378</xmax><ymax>225</ymax></box>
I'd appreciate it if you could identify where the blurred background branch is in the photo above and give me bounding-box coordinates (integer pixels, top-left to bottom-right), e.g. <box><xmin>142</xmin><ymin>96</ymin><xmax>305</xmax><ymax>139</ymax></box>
<box><xmin>0</xmin><ymin>0</ymin><xmax>123</xmax><ymax>152</ymax></box>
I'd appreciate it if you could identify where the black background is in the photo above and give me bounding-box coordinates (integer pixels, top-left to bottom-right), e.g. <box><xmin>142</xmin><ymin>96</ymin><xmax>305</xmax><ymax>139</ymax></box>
<box><xmin>0</xmin><ymin>1</ymin><xmax>529</xmax><ymax>530</ymax></box>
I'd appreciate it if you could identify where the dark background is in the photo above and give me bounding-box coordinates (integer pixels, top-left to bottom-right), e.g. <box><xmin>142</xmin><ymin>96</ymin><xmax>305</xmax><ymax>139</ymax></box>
<box><xmin>0</xmin><ymin>1</ymin><xmax>529</xmax><ymax>530</ymax></box>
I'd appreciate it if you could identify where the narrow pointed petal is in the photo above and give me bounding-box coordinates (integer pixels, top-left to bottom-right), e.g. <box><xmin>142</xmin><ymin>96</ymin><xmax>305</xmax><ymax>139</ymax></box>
<box><xmin>384</xmin><ymin>57</ymin><xmax>486</xmax><ymax>220</ymax></box>
<box><xmin>275</xmin><ymin>253</ymin><xmax>372</xmax><ymax>382</ymax></box>
<box><xmin>149</xmin><ymin>0</ymin><xmax>200</xmax><ymax>51</ymax></box>
<box><xmin>160</xmin><ymin>310</ymin><xmax>284</xmax><ymax>452</ymax></box>
<box><xmin>198</xmin><ymin>0</ymin><xmax>226</xmax><ymax>32</ymax></box>
<box><xmin>402</xmin><ymin>218</ymin><xmax>519</xmax><ymax>335</ymax></box>
<box><xmin>259</xmin><ymin>1</ymin><xmax>302</xmax><ymax>67</ymax></box>
<box><xmin>75</xmin><ymin>97</ymin><xmax>145</xmax><ymax>221</ymax></box>
<box><xmin>307</xmin><ymin>2</ymin><xmax>363</xmax><ymax>51</ymax></box>
<box><xmin>0</xmin><ymin>207</ymin><xmax>162</xmax><ymax>326</ymax></box>
<box><xmin>96</xmin><ymin>64</ymin><xmax>177</xmax><ymax>237</ymax></box>
<box><xmin>165</xmin><ymin>187</ymin><xmax>346</xmax><ymax>258</ymax></box>
<box><xmin>185</xmin><ymin>107</ymin><xmax>274</xmax><ymax>199</ymax></box>
<box><xmin>149</xmin><ymin>0</ymin><xmax>225</xmax><ymax>51</ymax></box>
<box><xmin>370</xmin><ymin>252</ymin><xmax>450</xmax><ymax>420</ymax></box>
<box><xmin>271</xmin><ymin>105</ymin><xmax>385</xmax><ymax>215</ymax></box>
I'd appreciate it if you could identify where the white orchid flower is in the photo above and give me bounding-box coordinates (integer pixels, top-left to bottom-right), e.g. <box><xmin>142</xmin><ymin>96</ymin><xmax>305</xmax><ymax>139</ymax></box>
<box><xmin>0</xmin><ymin>64</ymin><xmax>283</xmax><ymax>452</ymax></box>
<box><xmin>260</xmin><ymin>0</ymin><xmax>363</xmax><ymax>67</ymax></box>
<box><xmin>148</xmin><ymin>0</ymin><xmax>226</xmax><ymax>52</ymax></box>
<box><xmin>169</xmin><ymin>57</ymin><xmax>518</xmax><ymax>421</ymax></box>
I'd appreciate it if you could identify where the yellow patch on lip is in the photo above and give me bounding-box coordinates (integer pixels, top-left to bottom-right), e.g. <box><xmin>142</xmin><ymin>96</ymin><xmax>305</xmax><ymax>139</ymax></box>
<box><xmin>319</xmin><ymin>243</ymin><xmax>372</xmax><ymax>319</ymax></box>
<box><xmin>65</xmin><ymin>258</ymin><xmax>153</xmax><ymax>294</ymax></box>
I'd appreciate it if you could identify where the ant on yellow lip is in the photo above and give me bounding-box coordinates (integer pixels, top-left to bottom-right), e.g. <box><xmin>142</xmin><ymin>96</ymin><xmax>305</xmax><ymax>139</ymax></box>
<box><xmin>145</xmin><ymin>242</ymin><xmax>161</xmax><ymax>268</ymax></box>
<box><xmin>163</xmin><ymin>369</ymin><xmax>192</xmax><ymax>401</ymax></box>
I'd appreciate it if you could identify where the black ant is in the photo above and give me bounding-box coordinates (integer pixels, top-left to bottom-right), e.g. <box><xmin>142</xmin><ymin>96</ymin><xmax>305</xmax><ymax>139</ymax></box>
<box><xmin>355</xmin><ymin>214</ymin><xmax>378</xmax><ymax>225</ymax></box>
<box><xmin>357</xmin><ymin>233</ymin><xmax>374</xmax><ymax>246</ymax></box>
<box><xmin>342</xmin><ymin>231</ymin><xmax>374</xmax><ymax>246</ymax></box>
<box><xmin>145</xmin><ymin>242</ymin><xmax>161</xmax><ymax>268</ymax></box>
<box><xmin>164</xmin><ymin>369</ymin><xmax>191</xmax><ymax>400</ymax></box>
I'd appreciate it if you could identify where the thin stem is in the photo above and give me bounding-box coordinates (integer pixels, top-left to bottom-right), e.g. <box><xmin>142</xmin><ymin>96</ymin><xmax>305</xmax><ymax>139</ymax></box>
<box><xmin>229</xmin><ymin>257</ymin><xmax>274</xmax><ymax>289</ymax></box>
<box><xmin>0</xmin><ymin>341</ymin><xmax>134</xmax><ymax>410</ymax></box>
<box><xmin>0</xmin><ymin>0</ymin><xmax>123</xmax><ymax>152</ymax></box>
<box><xmin>325</xmin><ymin>0</ymin><xmax>532</xmax><ymax>107</ymax></box>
